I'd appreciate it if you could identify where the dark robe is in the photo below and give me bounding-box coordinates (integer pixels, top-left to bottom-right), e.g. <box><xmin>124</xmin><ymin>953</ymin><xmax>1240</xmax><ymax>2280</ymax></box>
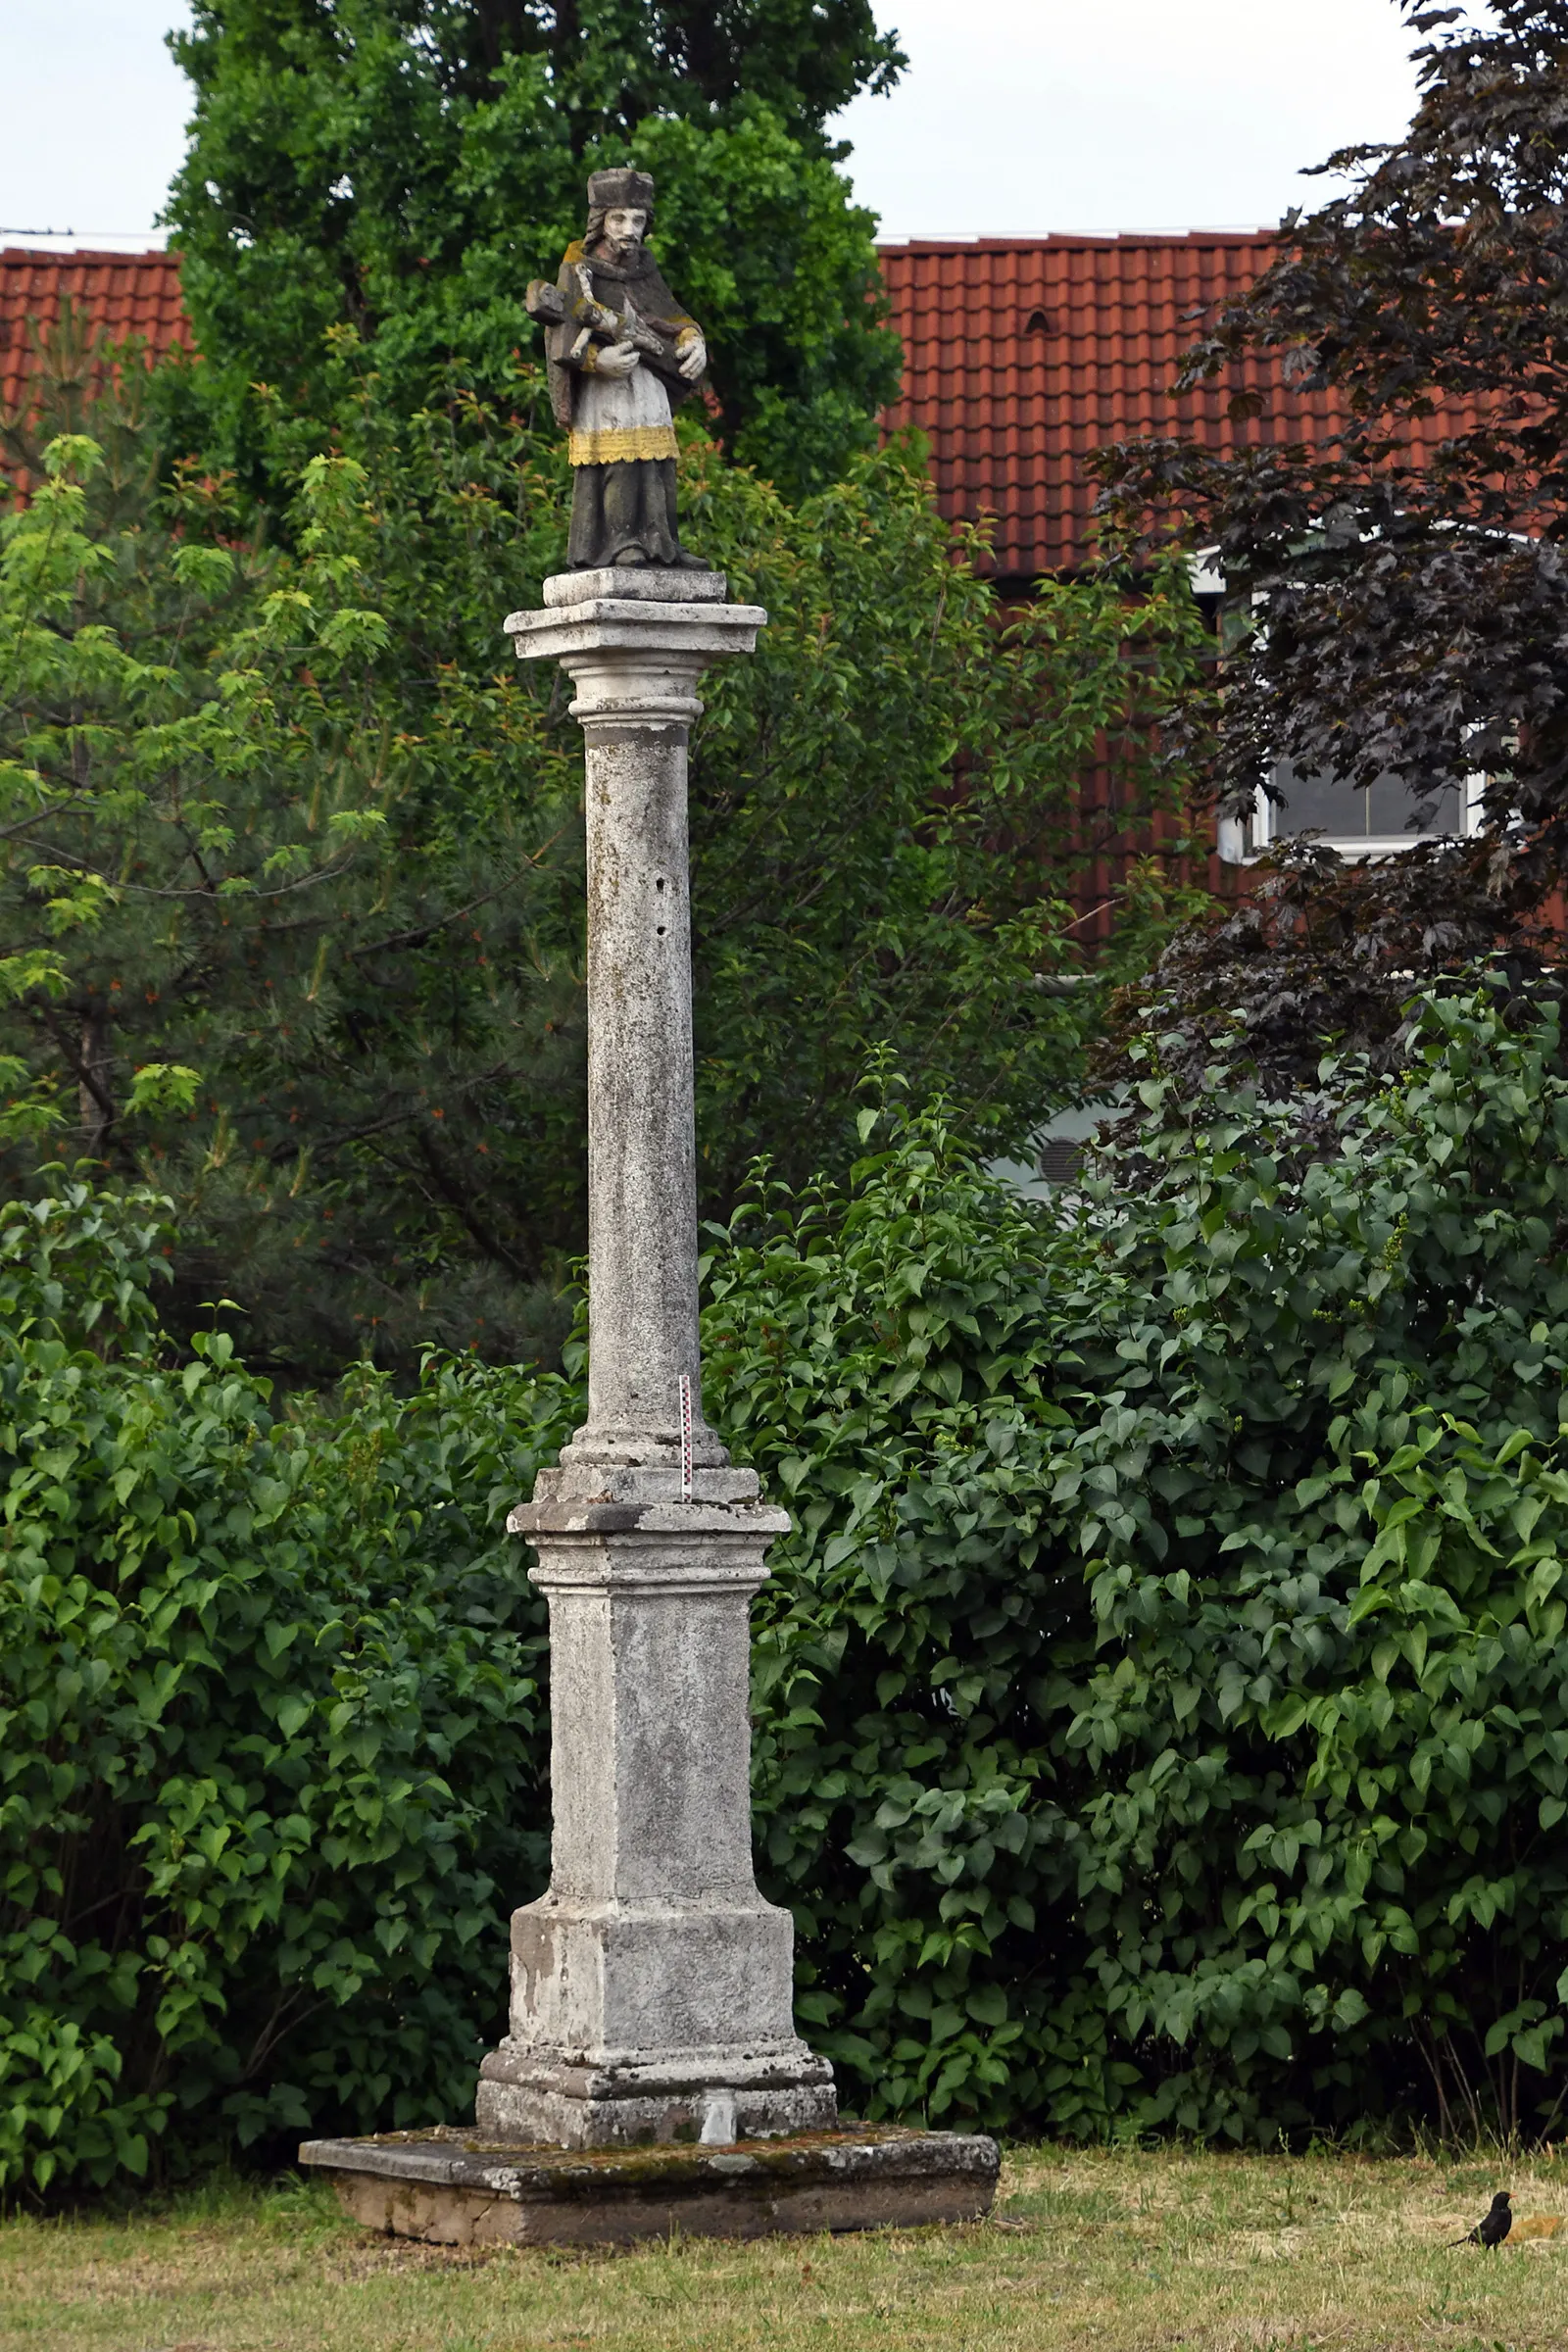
<box><xmin>565</xmin><ymin>455</ymin><xmax>685</xmax><ymax>570</ymax></box>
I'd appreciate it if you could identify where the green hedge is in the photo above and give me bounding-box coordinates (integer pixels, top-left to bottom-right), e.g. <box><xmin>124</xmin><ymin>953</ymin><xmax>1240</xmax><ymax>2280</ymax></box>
<box><xmin>0</xmin><ymin>1185</ymin><xmax>573</xmax><ymax>2190</ymax></box>
<box><xmin>8</xmin><ymin>981</ymin><xmax>1568</xmax><ymax>2189</ymax></box>
<box><xmin>727</xmin><ymin>984</ymin><xmax>1568</xmax><ymax>2144</ymax></box>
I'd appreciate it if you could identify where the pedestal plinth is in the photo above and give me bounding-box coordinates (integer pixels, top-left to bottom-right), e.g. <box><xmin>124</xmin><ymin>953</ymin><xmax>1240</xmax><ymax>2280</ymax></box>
<box><xmin>475</xmin><ymin>1463</ymin><xmax>834</xmax><ymax>2145</ymax></box>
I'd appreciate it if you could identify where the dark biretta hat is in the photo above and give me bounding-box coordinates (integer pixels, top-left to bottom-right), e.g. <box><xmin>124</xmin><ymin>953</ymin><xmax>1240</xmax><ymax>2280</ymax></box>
<box><xmin>587</xmin><ymin>168</ymin><xmax>655</xmax><ymax>213</ymax></box>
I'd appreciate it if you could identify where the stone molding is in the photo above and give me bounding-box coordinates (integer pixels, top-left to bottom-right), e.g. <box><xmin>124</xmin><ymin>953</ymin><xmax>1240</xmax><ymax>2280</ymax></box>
<box><xmin>505</xmin><ymin>593</ymin><xmax>766</xmax><ymax>734</ymax></box>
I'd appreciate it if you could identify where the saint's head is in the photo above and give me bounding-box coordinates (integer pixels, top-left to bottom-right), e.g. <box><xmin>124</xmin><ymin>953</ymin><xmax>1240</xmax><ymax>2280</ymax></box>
<box><xmin>586</xmin><ymin>169</ymin><xmax>655</xmax><ymax>261</ymax></box>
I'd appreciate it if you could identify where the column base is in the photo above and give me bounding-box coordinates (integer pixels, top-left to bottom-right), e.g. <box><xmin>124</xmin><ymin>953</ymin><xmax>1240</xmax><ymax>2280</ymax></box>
<box><xmin>540</xmin><ymin>565</ymin><xmax>728</xmax><ymax>608</ymax></box>
<box><xmin>476</xmin><ymin>2039</ymin><xmax>837</xmax><ymax>2148</ymax></box>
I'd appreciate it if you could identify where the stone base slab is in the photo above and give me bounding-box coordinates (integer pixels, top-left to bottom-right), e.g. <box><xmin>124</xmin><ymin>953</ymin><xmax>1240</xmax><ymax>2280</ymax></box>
<box><xmin>299</xmin><ymin>2124</ymin><xmax>999</xmax><ymax>2246</ymax></box>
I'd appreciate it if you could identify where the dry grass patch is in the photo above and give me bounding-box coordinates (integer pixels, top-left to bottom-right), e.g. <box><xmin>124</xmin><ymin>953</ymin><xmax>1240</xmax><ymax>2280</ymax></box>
<box><xmin>2</xmin><ymin>2145</ymin><xmax>1566</xmax><ymax>2352</ymax></box>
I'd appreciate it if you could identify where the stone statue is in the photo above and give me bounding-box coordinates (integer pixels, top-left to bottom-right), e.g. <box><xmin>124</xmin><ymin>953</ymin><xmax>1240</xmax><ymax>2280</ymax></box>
<box><xmin>527</xmin><ymin>169</ymin><xmax>710</xmax><ymax>571</ymax></box>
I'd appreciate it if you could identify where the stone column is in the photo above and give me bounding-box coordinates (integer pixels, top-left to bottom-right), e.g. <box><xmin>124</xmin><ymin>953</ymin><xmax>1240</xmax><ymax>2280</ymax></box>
<box><xmin>475</xmin><ymin>568</ymin><xmax>836</xmax><ymax>2149</ymax></box>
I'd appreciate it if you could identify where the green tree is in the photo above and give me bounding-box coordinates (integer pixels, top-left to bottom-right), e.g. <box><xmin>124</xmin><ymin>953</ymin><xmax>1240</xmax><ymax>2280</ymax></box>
<box><xmin>164</xmin><ymin>0</ymin><xmax>906</xmax><ymax>498</ymax></box>
<box><xmin>1</xmin><ymin>338</ymin><xmax>1206</xmax><ymax>1381</ymax></box>
<box><xmin>0</xmin><ymin>353</ymin><xmax>583</xmax><ymax>1377</ymax></box>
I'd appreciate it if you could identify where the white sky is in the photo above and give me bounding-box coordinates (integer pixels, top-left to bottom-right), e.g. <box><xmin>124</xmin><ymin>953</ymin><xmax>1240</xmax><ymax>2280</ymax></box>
<box><xmin>0</xmin><ymin>0</ymin><xmax>1437</xmax><ymax>251</ymax></box>
<box><xmin>843</xmin><ymin>0</ymin><xmax>1431</xmax><ymax>238</ymax></box>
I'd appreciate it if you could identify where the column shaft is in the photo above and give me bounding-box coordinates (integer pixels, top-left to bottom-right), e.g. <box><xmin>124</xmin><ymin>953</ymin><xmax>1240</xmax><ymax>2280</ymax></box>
<box><xmin>578</xmin><ymin>713</ymin><xmax>707</xmax><ymax>1459</ymax></box>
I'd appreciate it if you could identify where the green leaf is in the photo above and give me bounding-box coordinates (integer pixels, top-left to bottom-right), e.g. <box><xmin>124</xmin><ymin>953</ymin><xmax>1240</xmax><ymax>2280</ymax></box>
<box><xmin>275</xmin><ymin>1694</ymin><xmax>313</xmax><ymax>1740</ymax></box>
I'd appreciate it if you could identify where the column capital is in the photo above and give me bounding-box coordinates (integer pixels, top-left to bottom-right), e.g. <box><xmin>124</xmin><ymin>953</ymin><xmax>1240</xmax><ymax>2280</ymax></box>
<box><xmin>506</xmin><ymin>581</ymin><xmax>767</xmax><ymax>730</ymax></box>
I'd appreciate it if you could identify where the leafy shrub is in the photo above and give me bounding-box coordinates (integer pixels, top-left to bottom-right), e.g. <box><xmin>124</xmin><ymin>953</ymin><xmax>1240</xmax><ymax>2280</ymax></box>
<box><xmin>12</xmin><ymin>979</ymin><xmax>1568</xmax><ymax>2190</ymax></box>
<box><xmin>718</xmin><ymin>980</ymin><xmax>1568</xmax><ymax>2143</ymax></box>
<box><xmin>0</xmin><ymin>1176</ymin><xmax>571</xmax><ymax>2191</ymax></box>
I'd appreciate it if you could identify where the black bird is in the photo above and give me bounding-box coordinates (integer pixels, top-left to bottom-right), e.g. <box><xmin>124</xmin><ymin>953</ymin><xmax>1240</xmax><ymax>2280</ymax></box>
<box><xmin>1451</xmin><ymin>2190</ymin><xmax>1512</xmax><ymax>2248</ymax></box>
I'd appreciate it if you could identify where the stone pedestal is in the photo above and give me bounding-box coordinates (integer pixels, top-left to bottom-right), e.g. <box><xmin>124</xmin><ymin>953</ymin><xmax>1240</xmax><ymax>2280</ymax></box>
<box><xmin>475</xmin><ymin>569</ymin><xmax>834</xmax><ymax>2148</ymax></box>
<box><xmin>301</xmin><ymin>568</ymin><xmax>996</xmax><ymax>2234</ymax></box>
<box><xmin>473</xmin><ymin>1472</ymin><xmax>834</xmax><ymax>2145</ymax></box>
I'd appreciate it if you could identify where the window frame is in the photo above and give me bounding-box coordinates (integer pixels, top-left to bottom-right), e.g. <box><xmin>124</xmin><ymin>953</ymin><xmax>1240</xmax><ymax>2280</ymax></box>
<box><xmin>1191</xmin><ymin>551</ymin><xmax>1491</xmax><ymax>865</ymax></box>
<box><xmin>1224</xmin><ymin>765</ymin><xmax>1488</xmax><ymax>865</ymax></box>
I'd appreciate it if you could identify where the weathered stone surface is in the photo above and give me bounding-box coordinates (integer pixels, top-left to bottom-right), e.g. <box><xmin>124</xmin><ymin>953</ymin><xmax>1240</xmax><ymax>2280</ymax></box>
<box><xmin>467</xmin><ymin>583</ymin><xmax>836</xmax><ymax>2150</ymax></box>
<box><xmin>505</xmin><ymin>597</ymin><xmax>764</xmax><ymax>683</ymax></box>
<box><xmin>300</xmin><ymin>2125</ymin><xmax>1000</xmax><ymax>2246</ymax></box>
<box><xmin>504</xmin><ymin>592</ymin><xmax>762</xmax><ymax>1466</ymax></box>
<box><xmin>476</xmin><ymin>2044</ymin><xmax>836</xmax><ymax>2149</ymax></box>
<box><xmin>478</xmin><ymin>1484</ymin><xmax>832</xmax><ymax>2146</ymax></box>
<box><xmin>543</xmin><ymin>565</ymin><xmax>728</xmax><ymax>607</ymax></box>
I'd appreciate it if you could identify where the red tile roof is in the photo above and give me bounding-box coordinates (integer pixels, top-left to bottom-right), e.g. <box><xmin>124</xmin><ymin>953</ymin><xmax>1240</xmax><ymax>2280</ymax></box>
<box><xmin>3</xmin><ymin>237</ymin><xmax>1464</xmax><ymax>587</ymax></box>
<box><xmin>1</xmin><ymin>247</ymin><xmax>189</xmax><ymax>418</ymax></box>
<box><xmin>877</xmin><ymin>232</ymin><xmax>1464</xmax><ymax>581</ymax></box>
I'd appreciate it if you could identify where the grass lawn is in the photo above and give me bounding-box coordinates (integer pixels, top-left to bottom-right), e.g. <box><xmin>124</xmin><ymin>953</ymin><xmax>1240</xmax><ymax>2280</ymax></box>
<box><xmin>3</xmin><ymin>2143</ymin><xmax>1566</xmax><ymax>2352</ymax></box>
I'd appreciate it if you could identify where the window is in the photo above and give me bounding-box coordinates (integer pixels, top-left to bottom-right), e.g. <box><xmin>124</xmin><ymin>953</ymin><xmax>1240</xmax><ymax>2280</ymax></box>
<box><xmin>1192</xmin><ymin>555</ymin><xmax>1490</xmax><ymax>863</ymax></box>
<box><xmin>1227</xmin><ymin>760</ymin><xmax>1485</xmax><ymax>861</ymax></box>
